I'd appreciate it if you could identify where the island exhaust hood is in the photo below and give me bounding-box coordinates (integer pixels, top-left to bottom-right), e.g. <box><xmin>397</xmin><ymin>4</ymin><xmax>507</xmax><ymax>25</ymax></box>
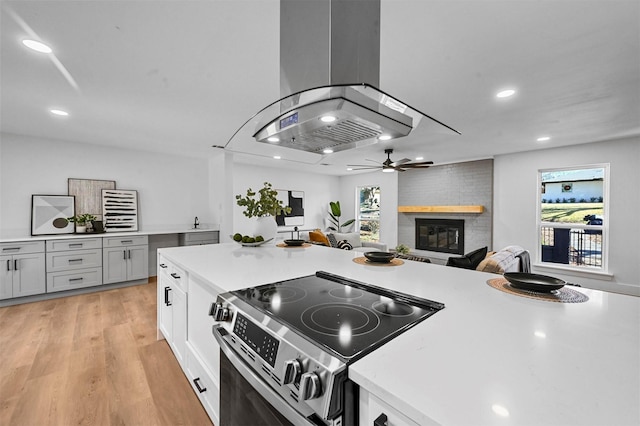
<box><xmin>224</xmin><ymin>0</ymin><xmax>459</xmax><ymax>155</ymax></box>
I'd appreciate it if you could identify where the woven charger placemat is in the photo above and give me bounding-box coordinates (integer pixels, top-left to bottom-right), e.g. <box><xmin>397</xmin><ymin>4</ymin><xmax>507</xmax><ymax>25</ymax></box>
<box><xmin>352</xmin><ymin>257</ymin><xmax>404</xmax><ymax>267</ymax></box>
<box><xmin>487</xmin><ymin>277</ymin><xmax>589</xmax><ymax>303</ymax></box>
<box><xmin>276</xmin><ymin>243</ymin><xmax>312</xmax><ymax>248</ymax></box>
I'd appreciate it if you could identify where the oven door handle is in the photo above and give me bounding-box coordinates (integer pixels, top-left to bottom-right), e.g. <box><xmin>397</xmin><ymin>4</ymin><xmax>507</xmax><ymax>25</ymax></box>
<box><xmin>212</xmin><ymin>325</ymin><xmax>316</xmax><ymax>426</ymax></box>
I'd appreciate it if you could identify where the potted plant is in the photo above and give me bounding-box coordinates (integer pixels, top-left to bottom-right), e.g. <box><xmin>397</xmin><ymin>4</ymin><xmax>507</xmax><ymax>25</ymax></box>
<box><xmin>328</xmin><ymin>201</ymin><xmax>355</xmax><ymax>232</ymax></box>
<box><xmin>236</xmin><ymin>182</ymin><xmax>291</xmax><ymax>240</ymax></box>
<box><xmin>68</xmin><ymin>213</ymin><xmax>97</xmax><ymax>233</ymax></box>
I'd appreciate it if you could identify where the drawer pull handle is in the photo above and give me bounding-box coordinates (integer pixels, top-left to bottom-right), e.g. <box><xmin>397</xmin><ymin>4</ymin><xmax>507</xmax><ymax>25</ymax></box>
<box><xmin>69</xmin><ymin>243</ymin><xmax>83</xmax><ymax>248</ymax></box>
<box><xmin>159</xmin><ymin>263</ymin><xmax>167</xmax><ymax>268</ymax></box>
<box><xmin>2</xmin><ymin>247</ymin><xmax>20</xmax><ymax>252</ymax></box>
<box><xmin>69</xmin><ymin>277</ymin><xmax>84</xmax><ymax>282</ymax></box>
<box><xmin>68</xmin><ymin>258</ymin><xmax>83</xmax><ymax>263</ymax></box>
<box><xmin>121</xmin><ymin>240</ymin><xmax>133</xmax><ymax>244</ymax></box>
<box><xmin>374</xmin><ymin>413</ymin><xmax>388</xmax><ymax>426</ymax></box>
<box><xmin>170</xmin><ymin>272</ymin><xmax>181</xmax><ymax>279</ymax></box>
<box><xmin>193</xmin><ymin>378</ymin><xmax>207</xmax><ymax>393</ymax></box>
<box><xmin>164</xmin><ymin>286</ymin><xmax>172</xmax><ymax>306</ymax></box>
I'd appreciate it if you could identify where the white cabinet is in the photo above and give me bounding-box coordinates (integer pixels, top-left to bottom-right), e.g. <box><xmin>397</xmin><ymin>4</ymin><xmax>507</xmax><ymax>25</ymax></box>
<box><xmin>186</xmin><ymin>345</ymin><xmax>220</xmax><ymax>426</ymax></box>
<box><xmin>0</xmin><ymin>241</ymin><xmax>46</xmax><ymax>300</ymax></box>
<box><xmin>46</xmin><ymin>237</ymin><xmax>103</xmax><ymax>293</ymax></box>
<box><xmin>103</xmin><ymin>235</ymin><xmax>148</xmax><ymax>284</ymax></box>
<box><xmin>360</xmin><ymin>389</ymin><xmax>420</xmax><ymax>426</ymax></box>
<box><xmin>179</xmin><ymin>231</ymin><xmax>219</xmax><ymax>246</ymax></box>
<box><xmin>157</xmin><ymin>255</ymin><xmax>187</xmax><ymax>367</ymax></box>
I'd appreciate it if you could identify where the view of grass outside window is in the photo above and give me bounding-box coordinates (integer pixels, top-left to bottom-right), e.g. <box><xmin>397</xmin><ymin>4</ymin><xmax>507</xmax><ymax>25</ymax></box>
<box><xmin>538</xmin><ymin>165</ymin><xmax>607</xmax><ymax>270</ymax></box>
<box><xmin>358</xmin><ymin>186</ymin><xmax>380</xmax><ymax>242</ymax></box>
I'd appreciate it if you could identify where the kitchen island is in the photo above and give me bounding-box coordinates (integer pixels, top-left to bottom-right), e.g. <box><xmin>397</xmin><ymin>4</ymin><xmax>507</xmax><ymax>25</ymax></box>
<box><xmin>157</xmin><ymin>242</ymin><xmax>639</xmax><ymax>426</ymax></box>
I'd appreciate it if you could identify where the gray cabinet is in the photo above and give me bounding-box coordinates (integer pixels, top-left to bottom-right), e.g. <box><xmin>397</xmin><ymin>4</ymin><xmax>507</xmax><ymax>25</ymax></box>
<box><xmin>179</xmin><ymin>231</ymin><xmax>219</xmax><ymax>246</ymax></box>
<box><xmin>103</xmin><ymin>235</ymin><xmax>148</xmax><ymax>284</ymax></box>
<box><xmin>46</xmin><ymin>237</ymin><xmax>103</xmax><ymax>293</ymax></box>
<box><xmin>0</xmin><ymin>242</ymin><xmax>46</xmax><ymax>300</ymax></box>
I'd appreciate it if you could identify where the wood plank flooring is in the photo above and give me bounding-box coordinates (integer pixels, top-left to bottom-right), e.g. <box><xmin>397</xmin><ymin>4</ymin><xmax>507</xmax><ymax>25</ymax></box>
<box><xmin>0</xmin><ymin>279</ymin><xmax>213</xmax><ymax>426</ymax></box>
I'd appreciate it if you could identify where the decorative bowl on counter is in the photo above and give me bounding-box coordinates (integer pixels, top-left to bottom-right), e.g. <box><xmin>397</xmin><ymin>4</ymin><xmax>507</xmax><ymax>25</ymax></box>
<box><xmin>503</xmin><ymin>272</ymin><xmax>566</xmax><ymax>292</ymax></box>
<box><xmin>363</xmin><ymin>251</ymin><xmax>395</xmax><ymax>263</ymax></box>
<box><xmin>229</xmin><ymin>235</ymin><xmax>273</xmax><ymax>247</ymax></box>
<box><xmin>283</xmin><ymin>239</ymin><xmax>306</xmax><ymax>246</ymax></box>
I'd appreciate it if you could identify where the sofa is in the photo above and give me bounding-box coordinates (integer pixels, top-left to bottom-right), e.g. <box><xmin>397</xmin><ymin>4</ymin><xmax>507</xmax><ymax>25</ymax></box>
<box><xmin>308</xmin><ymin>229</ymin><xmax>387</xmax><ymax>253</ymax></box>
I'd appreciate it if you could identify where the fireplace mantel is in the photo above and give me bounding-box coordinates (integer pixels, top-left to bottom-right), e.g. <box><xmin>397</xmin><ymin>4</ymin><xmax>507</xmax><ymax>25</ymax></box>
<box><xmin>398</xmin><ymin>205</ymin><xmax>484</xmax><ymax>214</ymax></box>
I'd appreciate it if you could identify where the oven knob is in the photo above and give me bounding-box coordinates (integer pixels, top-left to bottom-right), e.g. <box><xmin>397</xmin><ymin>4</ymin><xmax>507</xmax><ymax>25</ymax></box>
<box><xmin>282</xmin><ymin>359</ymin><xmax>302</xmax><ymax>385</ymax></box>
<box><xmin>210</xmin><ymin>303</ymin><xmax>230</xmax><ymax>321</ymax></box>
<box><xmin>299</xmin><ymin>372</ymin><xmax>322</xmax><ymax>400</ymax></box>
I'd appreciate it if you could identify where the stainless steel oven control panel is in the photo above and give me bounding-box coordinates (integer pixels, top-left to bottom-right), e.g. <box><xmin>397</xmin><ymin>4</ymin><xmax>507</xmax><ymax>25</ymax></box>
<box><xmin>212</xmin><ymin>294</ymin><xmax>347</xmax><ymax>422</ymax></box>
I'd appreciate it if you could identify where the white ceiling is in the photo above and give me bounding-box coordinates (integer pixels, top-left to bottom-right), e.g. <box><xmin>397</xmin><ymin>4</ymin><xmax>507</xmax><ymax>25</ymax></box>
<box><xmin>1</xmin><ymin>0</ymin><xmax>639</xmax><ymax>176</ymax></box>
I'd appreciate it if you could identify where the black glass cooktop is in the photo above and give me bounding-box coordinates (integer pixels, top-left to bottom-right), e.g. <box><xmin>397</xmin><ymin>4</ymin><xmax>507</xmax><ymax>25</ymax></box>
<box><xmin>232</xmin><ymin>271</ymin><xmax>444</xmax><ymax>362</ymax></box>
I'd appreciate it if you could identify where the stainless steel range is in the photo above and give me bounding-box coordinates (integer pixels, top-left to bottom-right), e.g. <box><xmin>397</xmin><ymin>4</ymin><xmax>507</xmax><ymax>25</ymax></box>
<box><xmin>211</xmin><ymin>271</ymin><xmax>444</xmax><ymax>425</ymax></box>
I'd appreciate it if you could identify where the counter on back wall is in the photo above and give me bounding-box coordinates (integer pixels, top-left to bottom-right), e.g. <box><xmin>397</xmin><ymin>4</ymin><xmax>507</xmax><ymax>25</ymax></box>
<box><xmin>159</xmin><ymin>243</ymin><xmax>640</xmax><ymax>426</ymax></box>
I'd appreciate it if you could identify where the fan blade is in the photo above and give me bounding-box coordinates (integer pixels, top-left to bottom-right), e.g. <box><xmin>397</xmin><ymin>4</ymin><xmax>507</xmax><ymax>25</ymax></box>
<box><xmin>347</xmin><ymin>164</ymin><xmax>381</xmax><ymax>168</ymax></box>
<box><xmin>403</xmin><ymin>161</ymin><xmax>434</xmax><ymax>167</ymax></box>
<box><xmin>350</xmin><ymin>167</ymin><xmax>381</xmax><ymax>171</ymax></box>
<box><xmin>391</xmin><ymin>158</ymin><xmax>412</xmax><ymax>166</ymax></box>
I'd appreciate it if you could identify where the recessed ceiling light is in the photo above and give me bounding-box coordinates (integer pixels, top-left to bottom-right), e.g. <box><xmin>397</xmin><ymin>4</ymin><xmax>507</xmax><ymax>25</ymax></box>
<box><xmin>415</xmin><ymin>156</ymin><xmax>424</xmax><ymax>161</ymax></box>
<box><xmin>496</xmin><ymin>89</ymin><xmax>516</xmax><ymax>98</ymax></box>
<box><xmin>273</xmin><ymin>155</ymin><xmax>281</xmax><ymax>160</ymax></box>
<box><xmin>323</xmin><ymin>149</ymin><xmax>333</xmax><ymax>154</ymax></box>
<box><xmin>378</xmin><ymin>135</ymin><xmax>392</xmax><ymax>141</ymax></box>
<box><xmin>537</xmin><ymin>136</ymin><xmax>551</xmax><ymax>142</ymax></box>
<box><xmin>346</xmin><ymin>167</ymin><xmax>353</xmax><ymax>171</ymax></box>
<box><xmin>320</xmin><ymin>115</ymin><xmax>337</xmax><ymax>123</ymax></box>
<box><xmin>22</xmin><ymin>39</ymin><xmax>52</xmax><ymax>54</ymax></box>
<box><xmin>491</xmin><ymin>404</ymin><xmax>510</xmax><ymax>417</ymax></box>
<box><xmin>50</xmin><ymin>109</ymin><xmax>69</xmax><ymax>116</ymax></box>
<box><xmin>267</xmin><ymin>136</ymin><xmax>279</xmax><ymax>143</ymax></box>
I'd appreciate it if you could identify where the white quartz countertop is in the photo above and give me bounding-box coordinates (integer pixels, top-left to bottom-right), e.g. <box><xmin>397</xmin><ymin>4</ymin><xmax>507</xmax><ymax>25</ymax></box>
<box><xmin>0</xmin><ymin>225</ymin><xmax>219</xmax><ymax>243</ymax></box>
<box><xmin>159</xmin><ymin>243</ymin><xmax>640</xmax><ymax>425</ymax></box>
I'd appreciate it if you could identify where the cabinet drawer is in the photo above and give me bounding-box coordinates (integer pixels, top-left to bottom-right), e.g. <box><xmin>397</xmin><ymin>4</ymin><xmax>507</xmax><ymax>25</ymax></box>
<box><xmin>103</xmin><ymin>235</ymin><xmax>148</xmax><ymax>247</ymax></box>
<box><xmin>46</xmin><ymin>249</ymin><xmax>102</xmax><ymax>272</ymax></box>
<box><xmin>0</xmin><ymin>241</ymin><xmax>45</xmax><ymax>255</ymax></box>
<box><xmin>47</xmin><ymin>267</ymin><xmax>103</xmax><ymax>293</ymax></box>
<box><xmin>179</xmin><ymin>231</ymin><xmax>219</xmax><ymax>245</ymax></box>
<box><xmin>46</xmin><ymin>238</ymin><xmax>102</xmax><ymax>252</ymax></box>
<box><xmin>186</xmin><ymin>345</ymin><xmax>220</xmax><ymax>424</ymax></box>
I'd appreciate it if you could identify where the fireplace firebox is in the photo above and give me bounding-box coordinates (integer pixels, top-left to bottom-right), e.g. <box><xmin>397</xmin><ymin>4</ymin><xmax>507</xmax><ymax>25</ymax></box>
<box><xmin>415</xmin><ymin>219</ymin><xmax>465</xmax><ymax>254</ymax></box>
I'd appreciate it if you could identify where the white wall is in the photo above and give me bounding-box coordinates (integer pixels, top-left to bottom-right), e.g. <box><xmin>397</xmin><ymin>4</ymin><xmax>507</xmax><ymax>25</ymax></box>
<box><xmin>0</xmin><ymin>133</ymin><xmax>213</xmax><ymax>237</ymax></box>
<box><xmin>338</xmin><ymin>171</ymin><xmax>399</xmax><ymax>248</ymax></box>
<box><xmin>494</xmin><ymin>137</ymin><xmax>639</xmax><ymax>295</ymax></box>
<box><xmin>231</xmin><ymin>162</ymin><xmax>340</xmax><ymax>239</ymax></box>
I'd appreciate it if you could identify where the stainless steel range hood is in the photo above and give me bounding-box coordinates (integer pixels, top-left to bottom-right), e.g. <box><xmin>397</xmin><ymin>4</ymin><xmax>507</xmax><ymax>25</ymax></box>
<box><xmin>224</xmin><ymin>0</ymin><xmax>459</xmax><ymax>156</ymax></box>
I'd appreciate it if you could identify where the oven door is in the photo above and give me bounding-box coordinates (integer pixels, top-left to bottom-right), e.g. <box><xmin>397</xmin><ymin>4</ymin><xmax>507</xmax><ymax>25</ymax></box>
<box><xmin>213</xmin><ymin>325</ymin><xmax>319</xmax><ymax>426</ymax></box>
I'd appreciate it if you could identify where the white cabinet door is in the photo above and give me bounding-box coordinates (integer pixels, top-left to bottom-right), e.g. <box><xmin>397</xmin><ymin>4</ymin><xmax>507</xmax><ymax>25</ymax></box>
<box><xmin>103</xmin><ymin>246</ymin><xmax>128</xmax><ymax>284</ymax></box>
<box><xmin>158</xmin><ymin>273</ymin><xmax>173</xmax><ymax>341</ymax></box>
<box><xmin>13</xmin><ymin>253</ymin><xmax>46</xmax><ymax>297</ymax></box>
<box><xmin>126</xmin><ymin>245</ymin><xmax>148</xmax><ymax>281</ymax></box>
<box><xmin>172</xmin><ymin>284</ymin><xmax>187</xmax><ymax>366</ymax></box>
<box><xmin>0</xmin><ymin>255</ymin><xmax>12</xmax><ymax>300</ymax></box>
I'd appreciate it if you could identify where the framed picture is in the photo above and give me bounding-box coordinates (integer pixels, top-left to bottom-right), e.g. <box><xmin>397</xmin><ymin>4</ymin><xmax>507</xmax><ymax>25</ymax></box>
<box><xmin>31</xmin><ymin>195</ymin><xmax>75</xmax><ymax>235</ymax></box>
<box><xmin>275</xmin><ymin>190</ymin><xmax>304</xmax><ymax>226</ymax></box>
<box><xmin>68</xmin><ymin>178</ymin><xmax>116</xmax><ymax>220</ymax></box>
<box><xmin>102</xmin><ymin>189</ymin><xmax>138</xmax><ymax>232</ymax></box>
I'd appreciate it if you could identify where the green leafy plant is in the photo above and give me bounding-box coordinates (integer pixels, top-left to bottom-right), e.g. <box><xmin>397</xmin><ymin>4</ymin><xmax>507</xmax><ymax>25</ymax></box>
<box><xmin>236</xmin><ymin>182</ymin><xmax>291</xmax><ymax>218</ymax></box>
<box><xmin>395</xmin><ymin>244</ymin><xmax>410</xmax><ymax>255</ymax></box>
<box><xmin>67</xmin><ymin>213</ymin><xmax>96</xmax><ymax>225</ymax></box>
<box><xmin>328</xmin><ymin>201</ymin><xmax>355</xmax><ymax>232</ymax></box>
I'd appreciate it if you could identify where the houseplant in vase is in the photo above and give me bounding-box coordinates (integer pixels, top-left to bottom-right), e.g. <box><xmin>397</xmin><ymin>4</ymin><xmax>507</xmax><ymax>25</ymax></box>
<box><xmin>68</xmin><ymin>213</ymin><xmax>97</xmax><ymax>233</ymax></box>
<box><xmin>236</xmin><ymin>182</ymin><xmax>291</xmax><ymax>242</ymax></box>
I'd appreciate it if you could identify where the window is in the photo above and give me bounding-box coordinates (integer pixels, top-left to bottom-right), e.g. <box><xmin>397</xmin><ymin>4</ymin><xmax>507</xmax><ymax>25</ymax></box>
<box><xmin>538</xmin><ymin>165</ymin><xmax>609</xmax><ymax>272</ymax></box>
<box><xmin>358</xmin><ymin>186</ymin><xmax>380</xmax><ymax>242</ymax></box>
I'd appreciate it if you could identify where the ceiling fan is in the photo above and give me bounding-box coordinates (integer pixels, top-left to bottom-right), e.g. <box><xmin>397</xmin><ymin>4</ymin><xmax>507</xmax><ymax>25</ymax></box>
<box><xmin>347</xmin><ymin>149</ymin><xmax>434</xmax><ymax>172</ymax></box>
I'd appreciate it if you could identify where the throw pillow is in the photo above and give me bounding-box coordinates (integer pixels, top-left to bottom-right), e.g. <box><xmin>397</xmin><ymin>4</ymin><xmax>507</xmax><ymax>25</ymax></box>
<box><xmin>326</xmin><ymin>233</ymin><xmax>339</xmax><ymax>248</ymax></box>
<box><xmin>337</xmin><ymin>240</ymin><xmax>353</xmax><ymax>250</ymax></box>
<box><xmin>309</xmin><ymin>229</ymin><xmax>330</xmax><ymax>246</ymax></box>
<box><xmin>332</xmin><ymin>232</ymin><xmax>362</xmax><ymax>248</ymax></box>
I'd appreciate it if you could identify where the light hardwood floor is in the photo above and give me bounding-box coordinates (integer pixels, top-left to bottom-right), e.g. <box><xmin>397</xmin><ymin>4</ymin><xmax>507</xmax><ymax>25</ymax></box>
<box><xmin>0</xmin><ymin>279</ymin><xmax>213</xmax><ymax>426</ymax></box>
